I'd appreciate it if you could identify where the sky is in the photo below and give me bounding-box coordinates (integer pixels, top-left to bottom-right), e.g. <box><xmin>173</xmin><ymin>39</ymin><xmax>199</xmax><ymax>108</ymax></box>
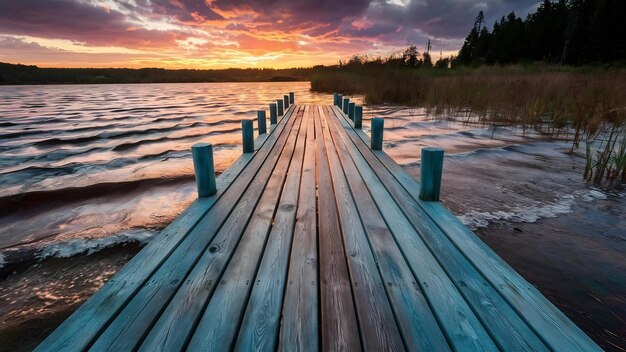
<box><xmin>0</xmin><ymin>0</ymin><xmax>541</xmax><ymax>69</ymax></box>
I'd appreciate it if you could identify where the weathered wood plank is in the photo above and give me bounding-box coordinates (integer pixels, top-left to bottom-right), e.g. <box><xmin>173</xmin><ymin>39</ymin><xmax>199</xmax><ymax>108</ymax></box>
<box><xmin>322</xmin><ymin>106</ymin><xmax>451</xmax><ymax>351</ymax></box>
<box><xmin>315</xmin><ymin>105</ymin><xmax>362</xmax><ymax>352</ymax></box>
<box><xmin>87</xmin><ymin>106</ymin><xmax>303</xmax><ymax>351</ymax></box>
<box><xmin>135</xmin><ymin>106</ymin><xmax>305</xmax><ymax>352</ymax></box>
<box><xmin>185</xmin><ymin>107</ymin><xmax>308</xmax><ymax>351</ymax></box>
<box><xmin>232</xmin><ymin>106</ymin><xmax>312</xmax><ymax>352</ymax></box>
<box><xmin>277</xmin><ymin>115</ymin><xmax>319</xmax><ymax>352</ymax></box>
<box><xmin>332</xmin><ymin>106</ymin><xmax>591</xmax><ymax>351</ymax></box>
<box><xmin>34</xmin><ymin>105</ymin><xmax>298</xmax><ymax>352</ymax></box>
<box><xmin>318</xmin><ymin>106</ymin><xmax>405</xmax><ymax>352</ymax></box>
<box><xmin>325</xmin><ymin>106</ymin><xmax>499</xmax><ymax>351</ymax></box>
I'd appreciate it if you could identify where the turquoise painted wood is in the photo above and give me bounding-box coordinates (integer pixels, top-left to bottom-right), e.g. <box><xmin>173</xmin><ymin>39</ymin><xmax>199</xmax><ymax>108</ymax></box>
<box><xmin>289</xmin><ymin>91</ymin><xmax>295</xmax><ymax>105</ymax></box>
<box><xmin>371</xmin><ymin>117</ymin><xmax>384</xmax><ymax>150</ymax></box>
<box><xmin>277</xmin><ymin>99</ymin><xmax>284</xmax><ymax>115</ymax></box>
<box><xmin>342</xmin><ymin>98</ymin><xmax>349</xmax><ymax>114</ymax></box>
<box><xmin>333</xmin><ymin>93</ymin><xmax>339</xmax><ymax>106</ymax></box>
<box><xmin>419</xmin><ymin>147</ymin><xmax>444</xmax><ymax>201</ymax></box>
<box><xmin>269</xmin><ymin>103</ymin><xmax>277</xmax><ymax>124</ymax></box>
<box><xmin>348</xmin><ymin>102</ymin><xmax>355</xmax><ymax>120</ymax></box>
<box><xmin>191</xmin><ymin>143</ymin><xmax>217</xmax><ymax>197</ymax></box>
<box><xmin>242</xmin><ymin>119</ymin><xmax>254</xmax><ymax>153</ymax></box>
<box><xmin>354</xmin><ymin>105</ymin><xmax>363</xmax><ymax>129</ymax></box>
<box><xmin>40</xmin><ymin>102</ymin><xmax>601</xmax><ymax>352</ymax></box>
<box><xmin>337</xmin><ymin>94</ymin><xmax>343</xmax><ymax>107</ymax></box>
<box><xmin>257</xmin><ymin>110</ymin><xmax>267</xmax><ymax>135</ymax></box>
<box><xmin>284</xmin><ymin>95</ymin><xmax>289</xmax><ymax>109</ymax></box>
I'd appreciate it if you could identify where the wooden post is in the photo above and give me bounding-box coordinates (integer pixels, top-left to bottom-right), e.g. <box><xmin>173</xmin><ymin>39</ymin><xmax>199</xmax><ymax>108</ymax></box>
<box><xmin>348</xmin><ymin>102</ymin><xmax>355</xmax><ymax>120</ymax></box>
<box><xmin>269</xmin><ymin>103</ymin><xmax>277</xmax><ymax>125</ymax></box>
<box><xmin>419</xmin><ymin>147</ymin><xmax>444</xmax><ymax>201</ymax></box>
<box><xmin>257</xmin><ymin>110</ymin><xmax>267</xmax><ymax>135</ymax></box>
<box><xmin>242</xmin><ymin>119</ymin><xmax>254</xmax><ymax>153</ymax></box>
<box><xmin>371</xmin><ymin>117</ymin><xmax>384</xmax><ymax>150</ymax></box>
<box><xmin>342</xmin><ymin>98</ymin><xmax>349</xmax><ymax>114</ymax></box>
<box><xmin>284</xmin><ymin>95</ymin><xmax>290</xmax><ymax>109</ymax></box>
<box><xmin>277</xmin><ymin>99</ymin><xmax>284</xmax><ymax>116</ymax></box>
<box><xmin>333</xmin><ymin>93</ymin><xmax>338</xmax><ymax>106</ymax></box>
<box><xmin>337</xmin><ymin>94</ymin><xmax>343</xmax><ymax>107</ymax></box>
<box><xmin>289</xmin><ymin>92</ymin><xmax>295</xmax><ymax>105</ymax></box>
<box><xmin>191</xmin><ymin>143</ymin><xmax>217</xmax><ymax>197</ymax></box>
<box><xmin>354</xmin><ymin>106</ymin><xmax>363</xmax><ymax>129</ymax></box>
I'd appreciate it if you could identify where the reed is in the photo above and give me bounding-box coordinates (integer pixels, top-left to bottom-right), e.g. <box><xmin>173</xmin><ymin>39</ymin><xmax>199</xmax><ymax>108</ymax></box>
<box><xmin>312</xmin><ymin>65</ymin><xmax>626</xmax><ymax>183</ymax></box>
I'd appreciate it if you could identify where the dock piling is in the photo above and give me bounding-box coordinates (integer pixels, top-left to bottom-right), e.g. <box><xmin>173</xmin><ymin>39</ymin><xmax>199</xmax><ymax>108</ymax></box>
<box><xmin>277</xmin><ymin>100</ymin><xmax>284</xmax><ymax>116</ymax></box>
<box><xmin>348</xmin><ymin>102</ymin><xmax>356</xmax><ymax>120</ymax></box>
<box><xmin>284</xmin><ymin>95</ymin><xmax>290</xmax><ymax>109</ymax></box>
<box><xmin>419</xmin><ymin>147</ymin><xmax>444</xmax><ymax>201</ymax></box>
<box><xmin>257</xmin><ymin>110</ymin><xmax>267</xmax><ymax>135</ymax></box>
<box><xmin>337</xmin><ymin>94</ymin><xmax>343</xmax><ymax>107</ymax></box>
<box><xmin>191</xmin><ymin>143</ymin><xmax>217</xmax><ymax>198</ymax></box>
<box><xmin>289</xmin><ymin>92</ymin><xmax>295</xmax><ymax>105</ymax></box>
<box><xmin>343</xmin><ymin>98</ymin><xmax>350</xmax><ymax>114</ymax></box>
<box><xmin>269</xmin><ymin>103</ymin><xmax>277</xmax><ymax>125</ymax></box>
<box><xmin>242</xmin><ymin>119</ymin><xmax>254</xmax><ymax>153</ymax></box>
<box><xmin>333</xmin><ymin>93</ymin><xmax>339</xmax><ymax>106</ymax></box>
<box><xmin>371</xmin><ymin>117</ymin><xmax>384</xmax><ymax>150</ymax></box>
<box><xmin>354</xmin><ymin>106</ymin><xmax>363</xmax><ymax>129</ymax></box>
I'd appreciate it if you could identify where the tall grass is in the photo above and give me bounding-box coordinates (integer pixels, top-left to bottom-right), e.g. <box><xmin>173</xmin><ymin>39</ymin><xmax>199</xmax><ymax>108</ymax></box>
<box><xmin>311</xmin><ymin>65</ymin><xmax>626</xmax><ymax>184</ymax></box>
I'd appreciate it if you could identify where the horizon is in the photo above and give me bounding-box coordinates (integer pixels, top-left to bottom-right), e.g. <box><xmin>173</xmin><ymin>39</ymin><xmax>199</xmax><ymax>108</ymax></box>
<box><xmin>0</xmin><ymin>0</ymin><xmax>541</xmax><ymax>69</ymax></box>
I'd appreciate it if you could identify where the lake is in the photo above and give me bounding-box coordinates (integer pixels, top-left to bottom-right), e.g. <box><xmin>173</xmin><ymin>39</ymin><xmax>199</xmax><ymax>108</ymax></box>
<box><xmin>0</xmin><ymin>82</ymin><xmax>624</xmax><ymax>351</ymax></box>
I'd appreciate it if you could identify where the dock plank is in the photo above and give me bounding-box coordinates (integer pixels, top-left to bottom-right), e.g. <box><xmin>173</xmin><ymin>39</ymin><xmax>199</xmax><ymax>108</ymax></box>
<box><xmin>277</xmin><ymin>114</ymin><xmax>319</xmax><ymax>351</ymax></box>
<box><xmin>232</xmin><ymin>106</ymin><xmax>310</xmax><ymax>352</ymax></box>
<box><xmin>185</xmin><ymin>107</ymin><xmax>308</xmax><ymax>351</ymax></box>
<box><xmin>318</xmin><ymin>106</ymin><xmax>406</xmax><ymax>352</ymax></box>
<box><xmin>331</xmin><ymin>106</ymin><xmax>588</xmax><ymax>351</ymax></box>
<box><xmin>325</xmin><ymin>106</ymin><xmax>499</xmax><ymax>351</ymax></box>
<box><xmin>315</xmin><ymin>106</ymin><xmax>362</xmax><ymax>352</ymax></box>
<box><xmin>88</xmin><ymin>106</ymin><xmax>303</xmax><ymax>351</ymax></box>
<box><xmin>322</xmin><ymin>106</ymin><xmax>451</xmax><ymax>351</ymax></box>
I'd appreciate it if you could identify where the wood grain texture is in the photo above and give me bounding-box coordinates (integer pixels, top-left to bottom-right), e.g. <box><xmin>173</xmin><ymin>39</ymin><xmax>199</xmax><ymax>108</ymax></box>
<box><xmin>322</xmin><ymin>106</ymin><xmax>450</xmax><ymax>352</ymax></box>
<box><xmin>319</xmin><ymin>106</ymin><xmax>405</xmax><ymax>352</ymax></box>
<box><xmin>232</xmin><ymin>106</ymin><xmax>309</xmax><ymax>352</ymax></box>
<box><xmin>277</xmin><ymin>112</ymin><xmax>319</xmax><ymax>352</ymax></box>
<box><xmin>315</xmin><ymin>105</ymin><xmax>362</xmax><ymax>352</ymax></box>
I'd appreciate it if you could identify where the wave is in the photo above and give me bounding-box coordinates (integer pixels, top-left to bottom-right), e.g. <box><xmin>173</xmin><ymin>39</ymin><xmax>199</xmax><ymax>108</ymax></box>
<box><xmin>457</xmin><ymin>189</ymin><xmax>608</xmax><ymax>230</ymax></box>
<box><xmin>0</xmin><ymin>175</ymin><xmax>195</xmax><ymax>216</ymax></box>
<box><xmin>0</xmin><ymin>228</ymin><xmax>158</xmax><ymax>274</ymax></box>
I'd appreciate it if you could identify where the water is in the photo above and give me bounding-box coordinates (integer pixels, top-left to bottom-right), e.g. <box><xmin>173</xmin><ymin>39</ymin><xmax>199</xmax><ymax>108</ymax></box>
<box><xmin>0</xmin><ymin>83</ymin><xmax>624</xmax><ymax>351</ymax></box>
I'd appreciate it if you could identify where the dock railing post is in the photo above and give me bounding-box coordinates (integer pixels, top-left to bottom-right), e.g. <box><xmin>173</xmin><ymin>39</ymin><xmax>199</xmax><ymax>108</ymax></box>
<box><xmin>348</xmin><ymin>102</ymin><xmax>356</xmax><ymax>120</ymax></box>
<box><xmin>419</xmin><ymin>147</ymin><xmax>444</xmax><ymax>201</ymax></box>
<box><xmin>242</xmin><ymin>119</ymin><xmax>254</xmax><ymax>153</ymax></box>
<box><xmin>269</xmin><ymin>103</ymin><xmax>277</xmax><ymax>125</ymax></box>
<box><xmin>354</xmin><ymin>106</ymin><xmax>363</xmax><ymax>129</ymax></box>
<box><xmin>333</xmin><ymin>93</ymin><xmax>338</xmax><ymax>106</ymax></box>
<box><xmin>289</xmin><ymin>92</ymin><xmax>295</xmax><ymax>105</ymax></box>
<box><xmin>191</xmin><ymin>143</ymin><xmax>217</xmax><ymax>197</ymax></box>
<box><xmin>371</xmin><ymin>117</ymin><xmax>384</xmax><ymax>150</ymax></box>
<box><xmin>257</xmin><ymin>110</ymin><xmax>267</xmax><ymax>135</ymax></box>
<box><xmin>277</xmin><ymin>99</ymin><xmax>284</xmax><ymax>116</ymax></box>
<box><xmin>342</xmin><ymin>98</ymin><xmax>350</xmax><ymax>114</ymax></box>
<box><xmin>284</xmin><ymin>95</ymin><xmax>290</xmax><ymax>109</ymax></box>
<box><xmin>337</xmin><ymin>94</ymin><xmax>343</xmax><ymax>108</ymax></box>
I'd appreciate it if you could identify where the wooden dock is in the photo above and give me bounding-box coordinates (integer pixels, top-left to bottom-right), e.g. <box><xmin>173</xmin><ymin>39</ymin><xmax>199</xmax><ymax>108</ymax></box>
<box><xmin>37</xmin><ymin>96</ymin><xmax>601</xmax><ymax>351</ymax></box>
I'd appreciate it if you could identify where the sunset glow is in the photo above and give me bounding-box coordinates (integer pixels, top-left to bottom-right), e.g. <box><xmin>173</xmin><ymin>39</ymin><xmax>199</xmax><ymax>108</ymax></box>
<box><xmin>0</xmin><ymin>0</ymin><xmax>541</xmax><ymax>69</ymax></box>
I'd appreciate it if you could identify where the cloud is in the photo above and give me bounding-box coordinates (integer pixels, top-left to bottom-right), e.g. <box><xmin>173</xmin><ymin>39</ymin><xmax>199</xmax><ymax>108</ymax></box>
<box><xmin>0</xmin><ymin>0</ymin><xmax>542</xmax><ymax>68</ymax></box>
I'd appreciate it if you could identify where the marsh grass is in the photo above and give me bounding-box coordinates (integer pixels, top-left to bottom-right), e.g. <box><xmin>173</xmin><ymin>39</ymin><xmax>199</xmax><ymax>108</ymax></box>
<box><xmin>312</xmin><ymin>65</ymin><xmax>626</xmax><ymax>184</ymax></box>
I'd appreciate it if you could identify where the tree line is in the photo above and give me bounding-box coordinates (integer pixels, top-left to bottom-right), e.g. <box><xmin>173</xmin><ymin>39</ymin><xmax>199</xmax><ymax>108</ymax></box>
<box><xmin>456</xmin><ymin>0</ymin><xmax>625</xmax><ymax>66</ymax></box>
